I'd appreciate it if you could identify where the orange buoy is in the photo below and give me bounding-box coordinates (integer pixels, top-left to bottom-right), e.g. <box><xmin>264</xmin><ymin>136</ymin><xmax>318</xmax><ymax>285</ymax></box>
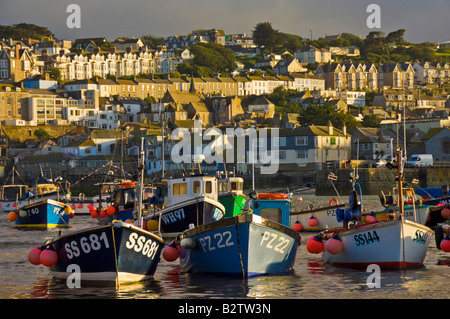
<box><xmin>106</xmin><ymin>206</ymin><xmax>116</xmax><ymax>216</ymax></box>
<box><xmin>7</xmin><ymin>211</ymin><xmax>16</xmax><ymax>222</ymax></box>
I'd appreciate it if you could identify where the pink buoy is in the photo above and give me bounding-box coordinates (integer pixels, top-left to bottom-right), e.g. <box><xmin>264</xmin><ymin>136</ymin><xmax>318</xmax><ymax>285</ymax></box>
<box><xmin>441</xmin><ymin>207</ymin><xmax>450</xmax><ymax>220</ymax></box>
<box><xmin>441</xmin><ymin>237</ymin><xmax>450</xmax><ymax>252</ymax></box>
<box><xmin>297</xmin><ymin>197</ymin><xmax>302</xmax><ymax>202</ymax></box>
<box><xmin>306</xmin><ymin>236</ymin><xmax>324</xmax><ymax>254</ymax></box>
<box><xmin>76</xmin><ymin>203</ymin><xmax>83</xmax><ymax>209</ymax></box>
<box><xmin>86</xmin><ymin>203</ymin><xmax>92</xmax><ymax>208</ymax></box>
<box><xmin>325</xmin><ymin>237</ymin><xmax>344</xmax><ymax>255</ymax></box>
<box><xmin>162</xmin><ymin>241</ymin><xmax>179</xmax><ymax>262</ymax></box>
<box><xmin>28</xmin><ymin>247</ymin><xmax>43</xmax><ymax>265</ymax></box>
<box><xmin>40</xmin><ymin>248</ymin><xmax>58</xmax><ymax>267</ymax></box>
<box><xmin>293</xmin><ymin>221</ymin><xmax>303</xmax><ymax>232</ymax></box>
<box><xmin>308</xmin><ymin>216</ymin><xmax>318</xmax><ymax>227</ymax></box>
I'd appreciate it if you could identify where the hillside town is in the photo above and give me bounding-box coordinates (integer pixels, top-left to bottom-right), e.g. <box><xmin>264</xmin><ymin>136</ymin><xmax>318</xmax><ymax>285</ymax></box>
<box><xmin>1</xmin><ymin>24</ymin><xmax>450</xmax><ymax>192</ymax></box>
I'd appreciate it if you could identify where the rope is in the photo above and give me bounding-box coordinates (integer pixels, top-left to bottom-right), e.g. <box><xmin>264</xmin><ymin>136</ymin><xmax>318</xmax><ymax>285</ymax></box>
<box><xmin>234</xmin><ymin>217</ymin><xmax>246</xmax><ymax>278</ymax></box>
<box><xmin>110</xmin><ymin>225</ymin><xmax>120</xmax><ymax>289</ymax></box>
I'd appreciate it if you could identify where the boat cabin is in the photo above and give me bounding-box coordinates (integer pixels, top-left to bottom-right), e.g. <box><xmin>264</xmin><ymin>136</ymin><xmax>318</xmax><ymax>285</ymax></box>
<box><xmin>165</xmin><ymin>175</ymin><xmax>219</xmax><ymax>206</ymax></box>
<box><xmin>218</xmin><ymin>177</ymin><xmax>244</xmax><ymax>196</ymax></box>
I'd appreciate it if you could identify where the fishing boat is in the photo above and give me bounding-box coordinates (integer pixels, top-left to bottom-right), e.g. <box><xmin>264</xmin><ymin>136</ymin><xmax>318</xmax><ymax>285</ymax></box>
<box><xmin>290</xmin><ymin>200</ymin><xmax>345</xmax><ymax>231</ymax></box>
<box><xmin>144</xmin><ymin>174</ymin><xmax>226</xmax><ymax>241</ymax></box>
<box><xmin>218</xmin><ymin>175</ymin><xmax>247</xmax><ymax>218</ymax></box>
<box><xmin>289</xmin><ymin>172</ymin><xmax>347</xmax><ymax>231</ymax></box>
<box><xmin>0</xmin><ymin>182</ymin><xmax>64</xmax><ymax>213</ymax></box>
<box><xmin>27</xmin><ymin>138</ymin><xmax>165</xmax><ymax>286</ymax></box>
<box><xmin>376</xmin><ymin>184</ymin><xmax>433</xmax><ymax>226</ymax></box>
<box><xmin>8</xmin><ymin>198</ymin><xmax>71</xmax><ymax>229</ymax></box>
<box><xmin>174</xmin><ymin>190</ymin><xmax>300</xmax><ymax>277</ymax></box>
<box><xmin>307</xmin><ymin>150</ymin><xmax>433</xmax><ymax>270</ymax></box>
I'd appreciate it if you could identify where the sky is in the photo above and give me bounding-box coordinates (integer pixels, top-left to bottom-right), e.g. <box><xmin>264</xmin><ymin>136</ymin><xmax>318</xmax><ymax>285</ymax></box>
<box><xmin>1</xmin><ymin>0</ymin><xmax>449</xmax><ymax>44</ymax></box>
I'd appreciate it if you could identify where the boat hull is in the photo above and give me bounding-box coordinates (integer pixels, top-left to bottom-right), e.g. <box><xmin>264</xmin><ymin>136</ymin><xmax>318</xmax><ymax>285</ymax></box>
<box><xmin>48</xmin><ymin>222</ymin><xmax>164</xmax><ymax>283</ymax></box>
<box><xmin>179</xmin><ymin>214</ymin><xmax>300</xmax><ymax>277</ymax></box>
<box><xmin>14</xmin><ymin>199</ymin><xmax>69</xmax><ymax>229</ymax></box>
<box><xmin>322</xmin><ymin>219</ymin><xmax>432</xmax><ymax>269</ymax></box>
<box><xmin>372</xmin><ymin>205</ymin><xmax>431</xmax><ymax>225</ymax></box>
<box><xmin>290</xmin><ymin>204</ymin><xmax>345</xmax><ymax>231</ymax></box>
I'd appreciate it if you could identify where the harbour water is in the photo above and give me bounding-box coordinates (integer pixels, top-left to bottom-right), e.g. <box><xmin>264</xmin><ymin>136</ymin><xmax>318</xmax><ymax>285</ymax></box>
<box><xmin>0</xmin><ymin>193</ymin><xmax>448</xmax><ymax>302</ymax></box>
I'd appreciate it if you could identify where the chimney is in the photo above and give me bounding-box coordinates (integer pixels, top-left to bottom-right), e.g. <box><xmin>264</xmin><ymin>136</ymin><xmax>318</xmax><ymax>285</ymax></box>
<box><xmin>15</xmin><ymin>44</ymin><xmax>20</xmax><ymax>59</ymax></box>
<box><xmin>328</xmin><ymin>121</ymin><xmax>333</xmax><ymax>135</ymax></box>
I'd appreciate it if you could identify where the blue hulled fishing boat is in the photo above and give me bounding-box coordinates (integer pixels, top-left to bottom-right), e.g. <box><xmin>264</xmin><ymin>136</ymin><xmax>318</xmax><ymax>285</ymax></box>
<box><xmin>175</xmin><ymin>190</ymin><xmax>300</xmax><ymax>277</ymax></box>
<box><xmin>12</xmin><ymin>198</ymin><xmax>70</xmax><ymax>229</ymax></box>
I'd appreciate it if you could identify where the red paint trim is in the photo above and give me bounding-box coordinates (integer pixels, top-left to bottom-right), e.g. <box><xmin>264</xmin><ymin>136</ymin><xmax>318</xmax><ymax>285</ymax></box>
<box><xmin>326</xmin><ymin>261</ymin><xmax>423</xmax><ymax>270</ymax></box>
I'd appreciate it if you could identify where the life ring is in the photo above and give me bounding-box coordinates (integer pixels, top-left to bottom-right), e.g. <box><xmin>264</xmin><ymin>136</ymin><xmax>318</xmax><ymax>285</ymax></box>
<box><xmin>329</xmin><ymin>197</ymin><xmax>339</xmax><ymax>206</ymax></box>
<box><xmin>257</xmin><ymin>193</ymin><xmax>288</xmax><ymax>200</ymax></box>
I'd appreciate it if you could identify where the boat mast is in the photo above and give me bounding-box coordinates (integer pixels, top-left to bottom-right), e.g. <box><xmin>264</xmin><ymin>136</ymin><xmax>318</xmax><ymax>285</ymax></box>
<box><xmin>397</xmin><ymin>149</ymin><xmax>404</xmax><ymax>216</ymax></box>
<box><xmin>136</xmin><ymin>137</ymin><xmax>146</xmax><ymax>228</ymax></box>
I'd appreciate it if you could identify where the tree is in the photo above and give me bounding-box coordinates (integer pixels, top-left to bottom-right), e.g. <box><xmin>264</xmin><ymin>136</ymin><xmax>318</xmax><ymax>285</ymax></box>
<box><xmin>298</xmin><ymin>104</ymin><xmax>360</xmax><ymax>130</ymax></box>
<box><xmin>361</xmin><ymin>114</ymin><xmax>380</xmax><ymax>127</ymax></box>
<box><xmin>252</xmin><ymin>22</ymin><xmax>282</xmax><ymax>53</ymax></box>
<box><xmin>34</xmin><ymin>128</ymin><xmax>50</xmax><ymax>141</ymax></box>
<box><xmin>48</xmin><ymin>68</ymin><xmax>61</xmax><ymax>82</ymax></box>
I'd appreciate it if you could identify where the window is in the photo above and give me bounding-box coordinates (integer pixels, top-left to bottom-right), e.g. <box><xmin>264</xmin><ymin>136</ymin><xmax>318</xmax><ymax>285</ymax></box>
<box><xmin>297</xmin><ymin>150</ymin><xmax>308</xmax><ymax>159</ymax></box>
<box><xmin>259</xmin><ymin>208</ymin><xmax>282</xmax><ymax>223</ymax></box>
<box><xmin>193</xmin><ymin>181</ymin><xmax>200</xmax><ymax>194</ymax></box>
<box><xmin>173</xmin><ymin>183</ymin><xmax>187</xmax><ymax>196</ymax></box>
<box><xmin>296</xmin><ymin>136</ymin><xmax>308</xmax><ymax>146</ymax></box>
<box><xmin>279</xmin><ymin>151</ymin><xmax>286</xmax><ymax>160</ymax></box>
<box><xmin>205</xmin><ymin>181</ymin><xmax>212</xmax><ymax>193</ymax></box>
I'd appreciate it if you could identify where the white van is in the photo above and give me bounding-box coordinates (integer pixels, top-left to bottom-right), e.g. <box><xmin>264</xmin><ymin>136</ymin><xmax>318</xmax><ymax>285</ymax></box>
<box><xmin>407</xmin><ymin>154</ymin><xmax>433</xmax><ymax>167</ymax></box>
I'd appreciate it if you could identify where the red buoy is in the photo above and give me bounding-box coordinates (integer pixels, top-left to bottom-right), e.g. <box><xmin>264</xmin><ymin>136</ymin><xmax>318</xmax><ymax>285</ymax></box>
<box><xmin>106</xmin><ymin>206</ymin><xmax>116</xmax><ymax>216</ymax></box>
<box><xmin>306</xmin><ymin>236</ymin><xmax>324</xmax><ymax>254</ymax></box>
<box><xmin>40</xmin><ymin>248</ymin><xmax>58</xmax><ymax>267</ymax></box>
<box><xmin>365</xmin><ymin>215</ymin><xmax>377</xmax><ymax>223</ymax></box>
<box><xmin>308</xmin><ymin>216</ymin><xmax>318</xmax><ymax>227</ymax></box>
<box><xmin>162</xmin><ymin>241</ymin><xmax>179</xmax><ymax>262</ymax></box>
<box><xmin>441</xmin><ymin>236</ymin><xmax>450</xmax><ymax>252</ymax></box>
<box><xmin>28</xmin><ymin>247</ymin><xmax>43</xmax><ymax>265</ymax></box>
<box><xmin>293</xmin><ymin>221</ymin><xmax>303</xmax><ymax>232</ymax></box>
<box><xmin>441</xmin><ymin>207</ymin><xmax>450</xmax><ymax>220</ymax></box>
